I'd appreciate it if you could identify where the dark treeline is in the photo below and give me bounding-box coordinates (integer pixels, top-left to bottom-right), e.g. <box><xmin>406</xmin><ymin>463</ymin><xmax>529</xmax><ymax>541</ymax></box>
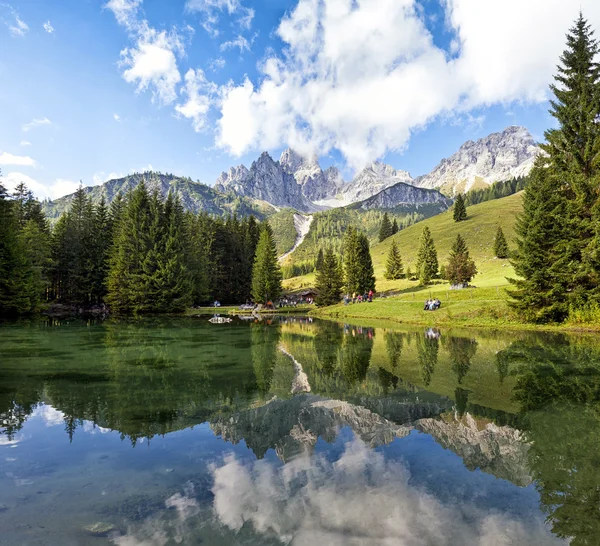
<box><xmin>0</xmin><ymin>178</ymin><xmax>281</xmax><ymax>315</ymax></box>
<box><xmin>464</xmin><ymin>176</ymin><xmax>528</xmax><ymax>206</ymax></box>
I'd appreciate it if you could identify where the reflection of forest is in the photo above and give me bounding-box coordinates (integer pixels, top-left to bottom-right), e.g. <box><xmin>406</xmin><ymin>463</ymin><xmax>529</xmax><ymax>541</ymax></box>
<box><xmin>2</xmin><ymin>318</ymin><xmax>600</xmax><ymax>545</ymax></box>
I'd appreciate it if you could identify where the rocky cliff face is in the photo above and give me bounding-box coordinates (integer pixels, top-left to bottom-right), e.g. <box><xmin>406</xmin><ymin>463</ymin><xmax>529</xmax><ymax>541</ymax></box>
<box><xmin>415</xmin><ymin>412</ymin><xmax>531</xmax><ymax>486</ymax></box>
<box><xmin>415</xmin><ymin>126</ymin><xmax>539</xmax><ymax>195</ymax></box>
<box><xmin>354</xmin><ymin>181</ymin><xmax>452</xmax><ymax>211</ymax></box>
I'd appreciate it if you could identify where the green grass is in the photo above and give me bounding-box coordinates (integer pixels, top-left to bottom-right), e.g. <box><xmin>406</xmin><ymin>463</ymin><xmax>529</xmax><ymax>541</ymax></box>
<box><xmin>283</xmin><ymin>192</ymin><xmax>531</xmax><ymax>328</ymax></box>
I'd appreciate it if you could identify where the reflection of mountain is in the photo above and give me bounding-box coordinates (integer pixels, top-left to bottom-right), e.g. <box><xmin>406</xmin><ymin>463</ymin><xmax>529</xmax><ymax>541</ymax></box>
<box><xmin>211</xmin><ymin>394</ymin><xmax>435</xmax><ymax>461</ymax></box>
<box><xmin>416</xmin><ymin>412</ymin><xmax>531</xmax><ymax>486</ymax></box>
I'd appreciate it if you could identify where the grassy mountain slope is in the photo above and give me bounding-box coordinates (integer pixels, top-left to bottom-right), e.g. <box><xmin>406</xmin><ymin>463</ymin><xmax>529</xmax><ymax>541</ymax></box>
<box><xmin>281</xmin><ymin>203</ymin><xmax>447</xmax><ymax>268</ymax></box>
<box><xmin>42</xmin><ymin>172</ymin><xmax>275</xmax><ymax>221</ymax></box>
<box><xmin>371</xmin><ymin>191</ymin><xmax>522</xmax><ymax>292</ymax></box>
<box><xmin>268</xmin><ymin>209</ymin><xmax>299</xmax><ymax>255</ymax></box>
<box><xmin>287</xmin><ymin>193</ymin><xmax>523</xmax><ymax>327</ymax></box>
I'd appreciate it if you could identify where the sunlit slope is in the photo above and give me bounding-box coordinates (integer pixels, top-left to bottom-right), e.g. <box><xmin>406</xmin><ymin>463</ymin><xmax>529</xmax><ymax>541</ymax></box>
<box><xmin>372</xmin><ymin>191</ymin><xmax>521</xmax><ymax>291</ymax></box>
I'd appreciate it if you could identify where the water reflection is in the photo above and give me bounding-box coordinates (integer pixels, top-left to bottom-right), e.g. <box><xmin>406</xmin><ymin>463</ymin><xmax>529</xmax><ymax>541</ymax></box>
<box><xmin>0</xmin><ymin>318</ymin><xmax>598</xmax><ymax>544</ymax></box>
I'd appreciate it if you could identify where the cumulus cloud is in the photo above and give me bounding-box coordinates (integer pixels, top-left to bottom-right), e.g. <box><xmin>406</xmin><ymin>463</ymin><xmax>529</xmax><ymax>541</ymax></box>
<box><xmin>0</xmin><ymin>171</ymin><xmax>79</xmax><ymax>200</ymax></box>
<box><xmin>19</xmin><ymin>140</ymin><xmax>31</xmax><ymax>146</ymax></box>
<box><xmin>22</xmin><ymin>117</ymin><xmax>51</xmax><ymax>132</ymax></box>
<box><xmin>43</xmin><ymin>20</ymin><xmax>54</xmax><ymax>34</ymax></box>
<box><xmin>175</xmin><ymin>69</ymin><xmax>215</xmax><ymax>131</ymax></box>
<box><xmin>92</xmin><ymin>171</ymin><xmax>124</xmax><ymax>185</ymax></box>
<box><xmin>208</xmin><ymin>57</ymin><xmax>226</xmax><ymax>71</ymax></box>
<box><xmin>0</xmin><ymin>151</ymin><xmax>36</xmax><ymax>167</ymax></box>
<box><xmin>106</xmin><ymin>0</ymin><xmax>189</xmax><ymax>105</ymax></box>
<box><xmin>114</xmin><ymin>113</ymin><xmax>121</xmax><ymax>121</ymax></box>
<box><xmin>215</xmin><ymin>0</ymin><xmax>600</xmax><ymax>169</ymax></box>
<box><xmin>211</xmin><ymin>437</ymin><xmax>564</xmax><ymax>545</ymax></box>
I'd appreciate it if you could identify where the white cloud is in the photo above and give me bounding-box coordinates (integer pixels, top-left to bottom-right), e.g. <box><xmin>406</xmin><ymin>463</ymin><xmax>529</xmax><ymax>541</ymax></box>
<box><xmin>22</xmin><ymin>117</ymin><xmax>51</xmax><ymax>132</ymax></box>
<box><xmin>209</xmin><ymin>57</ymin><xmax>226</xmax><ymax>71</ymax></box>
<box><xmin>219</xmin><ymin>34</ymin><xmax>251</xmax><ymax>53</ymax></box>
<box><xmin>215</xmin><ymin>0</ymin><xmax>600</xmax><ymax>170</ymax></box>
<box><xmin>0</xmin><ymin>171</ymin><xmax>79</xmax><ymax>200</ymax></box>
<box><xmin>2</xmin><ymin>5</ymin><xmax>28</xmax><ymax>37</ymax></box>
<box><xmin>114</xmin><ymin>113</ymin><xmax>121</xmax><ymax>121</ymax></box>
<box><xmin>211</xmin><ymin>437</ymin><xmax>565</xmax><ymax>545</ymax></box>
<box><xmin>106</xmin><ymin>1</ymin><xmax>187</xmax><ymax>106</ymax></box>
<box><xmin>0</xmin><ymin>151</ymin><xmax>36</xmax><ymax>167</ymax></box>
<box><xmin>92</xmin><ymin>171</ymin><xmax>124</xmax><ymax>185</ymax></box>
<box><xmin>32</xmin><ymin>405</ymin><xmax>65</xmax><ymax>427</ymax></box>
<box><xmin>19</xmin><ymin>140</ymin><xmax>31</xmax><ymax>146</ymax></box>
<box><xmin>185</xmin><ymin>0</ymin><xmax>254</xmax><ymax>35</ymax></box>
<box><xmin>175</xmin><ymin>69</ymin><xmax>215</xmax><ymax>132</ymax></box>
<box><xmin>43</xmin><ymin>20</ymin><xmax>54</xmax><ymax>34</ymax></box>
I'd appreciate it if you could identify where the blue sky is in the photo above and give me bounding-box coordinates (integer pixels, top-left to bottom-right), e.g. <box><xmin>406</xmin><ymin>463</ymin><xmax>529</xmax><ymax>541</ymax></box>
<box><xmin>1</xmin><ymin>0</ymin><xmax>598</xmax><ymax>199</ymax></box>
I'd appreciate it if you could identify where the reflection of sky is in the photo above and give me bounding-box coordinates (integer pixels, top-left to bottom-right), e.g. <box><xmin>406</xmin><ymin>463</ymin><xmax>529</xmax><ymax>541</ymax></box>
<box><xmin>31</xmin><ymin>404</ymin><xmax>65</xmax><ymax>427</ymax></box>
<box><xmin>1</xmin><ymin>408</ymin><xmax>567</xmax><ymax>546</ymax></box>
<box><xmin>210</xmin><ymin>433</ymin><xmax>564</xmax><ymax>546</ymax></box>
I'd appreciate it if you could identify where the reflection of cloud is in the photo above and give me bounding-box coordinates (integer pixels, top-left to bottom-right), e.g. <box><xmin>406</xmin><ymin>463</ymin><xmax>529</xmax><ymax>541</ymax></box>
<box><xmin>0</xmin><ymin>436</ymin><xmax>21</xmax><ymax>446</ymax></box>
<box><xmin>82</xmin><ymin>421</ymin><xmax>111</xmax><ymax>435</ymax></box>
<box><xmin>211</xmin><ymin>437</ymin><xmax>565</xmax><ymax>545</ymax></box>
<box><xmin>31</xmin><ymin>405</ymin><xmax>65</xmax><ymax>427</ymax></box>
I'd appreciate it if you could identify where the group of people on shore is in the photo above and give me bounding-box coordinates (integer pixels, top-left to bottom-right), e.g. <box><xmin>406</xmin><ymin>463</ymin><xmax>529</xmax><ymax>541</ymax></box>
<box><xmin>343</xmin><ymin>290</ymin><xmax>374</xmax><ymax>305</ymax></box>
<box><xmin>424</xmin><ymin>298</ymin><xmax>441</xmax><ymax>311</ymax></box>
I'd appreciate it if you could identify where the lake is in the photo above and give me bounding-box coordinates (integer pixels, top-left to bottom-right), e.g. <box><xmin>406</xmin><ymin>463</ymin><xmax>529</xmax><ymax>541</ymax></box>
<box><xmin>0</xmin><ymin>316</ymin><xmax>597</xmax><ymax>545</ymax></box>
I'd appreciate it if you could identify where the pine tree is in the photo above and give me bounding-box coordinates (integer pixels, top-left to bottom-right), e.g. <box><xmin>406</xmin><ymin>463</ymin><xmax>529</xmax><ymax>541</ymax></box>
<box><xmin>315</xmin><ymin>248</ymin><xmax>343</xmax><ymax>306</ymax></box>
<box><xmin>0</xmin><ymin>178</ymin><xmax>35</xmax><ymax>314</ymax></box>
<box><xmin>493</xmin><ymin>226</ymin><xmax>509</xmax><ymax>259</ymax></box>
<box><xmin>251</xmin><ymin>224</ymin><xmax>282</xmax><ymax>304</ymax></box>
<box><xmin>357</xmin><ymin>232</ymin><xmax>376</xmax><ymax>293</ymax></box>
<box><xmin>391</xmin><ymin>218</ymin><xmax>399</xmax><ymax>235</ymax></box>
<box><xmin>453</xmin><ymin>193</ymin><xmax>467</xmax><ymax>222</ymax></box>
<box><xmin>416</xmin><ymin>226</ymin><xmax>438</xmax><ymax>285</ymax></box>
<box><xmin>315</xmin><ymin>248</ymin><xmax>324</xmax><ymax>272</ymax></box>
<box><xmin>106</xmin><ymin>182</ymin><xmax>155</xmax><ymax>313</ymax></box>
<box><xmin>384</xmin><ymin>240</ymin><xmax>404</xmax><ymax>280</ymax></box>
<box><xmin>378</xmin><ymin>212</ymin><xmax>393</xmax><ymax>242</ymax></box>
<box><xmin>446</xmin><ymin>234</ymin><xmax>477</xmax><ymax>286</ymax></box>
<box><xmin>510</xmin><ymin>14</ymin><xmax>600</xmax><ymax>320</ymax></box>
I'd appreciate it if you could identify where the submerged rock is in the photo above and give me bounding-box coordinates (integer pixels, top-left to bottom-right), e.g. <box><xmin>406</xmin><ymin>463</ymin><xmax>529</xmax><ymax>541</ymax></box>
<box><xmin>83</xmin><ymin>522</ymin><xmax>117</xmax><ymax>537</ymax></box>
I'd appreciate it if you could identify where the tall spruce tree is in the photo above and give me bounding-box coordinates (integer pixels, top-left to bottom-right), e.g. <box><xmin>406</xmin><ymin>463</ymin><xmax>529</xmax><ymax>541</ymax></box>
<box><xmin>251</xmin><ymin>224</ymin><xmax>282</xmax><ymax>304</ymax></box>
<box><xmin>416</xmin><ymin>226</ymin><xmax>438</xmax><ymax>285</ymax></box>
<box><xmin>446</xmin><ymin>234</ymin><xmax>477</xmax><ymax>286</ymax></box>
<box><xmin>510</xmin><ymin>14</ymin><xmax>600</xmax><ymax>320</ymax></box>
<box><xmin>493</xmin><ymin>226</ymin><xmax>509</xmax><ymax>259</ymax></box>
<box><xmin>343</xmin><ymin>227</ymin><xmax>375</xmax><ymax>293</ymax></box>
<box><xmin>315</xmin><ymin>248</ymin><xmax>343</xmax><ymax>306</ymax></box>
<box><xmin>384</xmin><ymin>240</ymin><xmax>404</xmax><ymax>280</ymax></box>
<box><xmin>391</xmin><ymin>218</ymin><xmax>399</xmax><ymax>235</ymax></box>
<box><xmin>378</xmin><ymin>213</ymin><xmax>393</xmax><ymax>242</ymax></box>
<box><xmin>315</xmin><ymin>248</ymin><xmax>324</xmax><ymax>272</ymax></box>
<box><xmin>453</xmin><ymin>193</ymin><xmax>467</xmax><ymax>222</ymax></box>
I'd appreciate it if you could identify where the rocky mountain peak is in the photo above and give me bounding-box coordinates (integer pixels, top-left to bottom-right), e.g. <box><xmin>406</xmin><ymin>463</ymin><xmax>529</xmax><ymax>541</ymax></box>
<box><xmin>279</xmin><ymin>148</ymin><xmax>319</xmax><ymax>175</ymax></box>
<box><xmin>415</xmin><ymin>126</ymin><xmax>539</xmax><ymax>195</ymax></box>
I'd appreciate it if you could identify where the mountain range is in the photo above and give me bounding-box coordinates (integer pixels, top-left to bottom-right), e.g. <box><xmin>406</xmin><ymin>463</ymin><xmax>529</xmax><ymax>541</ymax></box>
<box><xmin>42</xmin><ymin>126</ymin><xmax>539</xmax><ymax>221</ymax></box>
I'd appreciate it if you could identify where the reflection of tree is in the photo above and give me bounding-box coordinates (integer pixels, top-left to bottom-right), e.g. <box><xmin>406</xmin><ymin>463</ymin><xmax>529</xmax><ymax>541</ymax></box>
<box><xmin>377</xmin><ymin>367</ymin><xmax>398</xmax><ymax>395</ymax></box>
<box><xmin>454</xmin><ymin>387</ymin><xmax>469</xmax><ymax>417</ymax></box>
<box><xmin>339</xmin><ymin>331</ymin><xmax>374</xmax><ymax>385</ymax></box>
<box><xmin>0</xmin><ymin>318</ymin><xmax>262</xmax><ymax>444</ymax></box>
<box><xmin>446</xmin><ymin>336</ymin><xmax>478</xmax><ymax>384</ymax></box>
<box><xmin>417</xmin><ymin>334</ymin><xmax>438</xmax><ymax>386</ymax></box>
<box><xmin>251</xmin><ymin>322</ymin><xmax>281</xmax><ymax>394</ymax></box>
<box><xmin>385</xmin><ymin>332</ymin><xmax>404</xmax><ymax>370</ymax></box>
<box><xmin>505</xmin><ymin>337</ymin><xmax>600</xmax><ymax>546</ymax></box>
<box><xmin>313</xmin><ymin>321</ymin><xmax>343</xmax><ymax>375</ymax></box>
<box><xmin>495</xmin><ymin>350</ymin><xmax>510</xmax><ymax>384</ymax></box>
